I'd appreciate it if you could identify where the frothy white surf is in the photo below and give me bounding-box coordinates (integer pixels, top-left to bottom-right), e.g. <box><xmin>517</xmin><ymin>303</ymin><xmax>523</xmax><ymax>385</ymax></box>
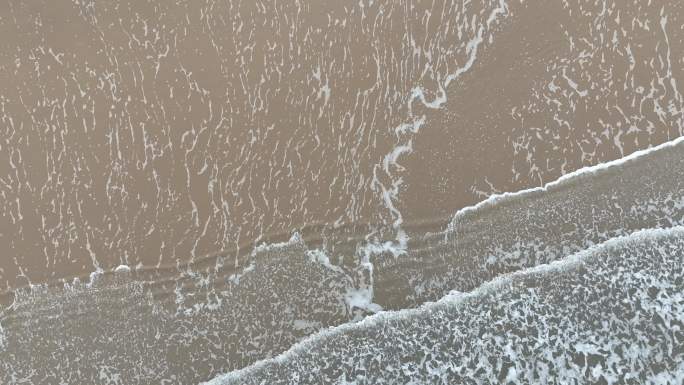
<box><xmin>204</xmin><ymin>226</ymin><xmax>684</xmax><ymax>384</ymax></box>
<box><xmin>2</xmin><ymin>135</ymin><xmax>683</xmax><ymax>385</ymax></box>
<box><xmin>447</xmin><ymin>135</ymin><xmax>684</xmax><ymax>236</ymax></box>
<box><xmin>0</xmin><ymin>319</ymin><xmax>6</xmax><ymax>352</ymax></box>
<box><xmin>113</xmin><ymin>264</ymin><xmax>131</xmax><ymax>273</ymax></box>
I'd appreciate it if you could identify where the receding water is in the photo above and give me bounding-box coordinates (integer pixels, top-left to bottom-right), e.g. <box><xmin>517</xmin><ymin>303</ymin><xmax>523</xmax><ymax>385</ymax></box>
<box><xmin>1</xmin><ymin>0</ymin><xmax>683</xmax><ymax>384</ymax></box>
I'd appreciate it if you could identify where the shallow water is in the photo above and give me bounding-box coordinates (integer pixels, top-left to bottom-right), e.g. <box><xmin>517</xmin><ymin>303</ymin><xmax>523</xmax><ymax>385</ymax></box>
<box><xmin>209</xmin><ymin>227</ymin><xmax>684</xmax><ymax>385</ymax></box>
<box><xmin>2</xmin><ymin>137</ymin><xmax>683</xmax><ymax>384</ymax></box>
<box><xmin>1</xmin><ymin>0</ymin><xmax>683</xmax><ymax>384</ymax></box>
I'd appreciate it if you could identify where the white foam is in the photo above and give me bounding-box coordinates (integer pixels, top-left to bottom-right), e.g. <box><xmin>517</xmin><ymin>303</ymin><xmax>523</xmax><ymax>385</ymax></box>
<box><xmin>306</xmin><ymin>249</ymin><xmax>346</xmax><ymax>275</ymax></box>
<box><xmin>344</xmin><ymin>286</ymin><xmax>382</xmax><ymax>315</ymax></box>
<box><xmin>306</xmin><ymin>247</ymin><xmax>382</xmax><ymax>315</ymax></box>
<box><xmin>292</xmin><ymin>319</ymin><xmax>322</xmax><ymax>331</ymax></box>
<box><xmin>251</xmin><ymin>231</ymin><xmax>305</xmax><ymax>256</ymax></box>
<box><xmin>86</xmin><ymin>268</ymin><xmax>104</xmax><ymax>288</ymax></box>
<box><xmin>446</xmin><ymin>135</ymin><xmax>684</xmax><ymax>235</ymax></box>
<box><xmin>0</xmin><ymin>319</ymin><xmax>6</xmax><ymax>351</ymax></box>
<box><xmin>202</xmin><ymin>226</ymin><xmax>684</xmax><ymax>384</ymax></box>
<box><xmin>227</xmin><ymin>263</ymin><xmax>255</xmax><ymax>285</ymax></box>
<box><xmin>114</xmin><ymin>265</ymin><xmax>131</xmax><ymax>273</ymax></box>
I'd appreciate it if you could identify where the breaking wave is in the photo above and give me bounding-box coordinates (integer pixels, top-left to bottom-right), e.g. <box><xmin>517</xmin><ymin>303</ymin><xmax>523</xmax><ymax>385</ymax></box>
<box><xmin>1</xmin><ymin>137</ymin><xmax>683</xmax><ymax>384</ymax></box>
<box><xmin>205</xmin><ymin>226</ymin><xmax>684</xmax><ymax>385</ymax></box>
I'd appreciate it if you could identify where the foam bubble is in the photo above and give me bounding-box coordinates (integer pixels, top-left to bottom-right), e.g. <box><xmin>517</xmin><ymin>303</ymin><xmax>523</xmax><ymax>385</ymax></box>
<box><xmin>114</xmin><ymin>265</ymin><xmax>131</xmax><ymax>273</ymax></box>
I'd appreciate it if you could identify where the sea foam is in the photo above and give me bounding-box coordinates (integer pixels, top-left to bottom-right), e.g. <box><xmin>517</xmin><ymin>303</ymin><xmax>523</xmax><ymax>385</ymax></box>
<box><xmin>205</xmin><ymin>226</ymin><xmax>684</xmax><ymax>384</ymax></box>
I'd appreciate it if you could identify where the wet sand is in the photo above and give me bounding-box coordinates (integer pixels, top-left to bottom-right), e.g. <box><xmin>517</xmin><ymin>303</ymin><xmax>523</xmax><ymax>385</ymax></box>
<box><xmin>1</xmin><ymin>0</ymin><xmax>684</xmax><ymax>384</ymax></box>
<box><xmin>2</xmin><ymin>0</ymin><xmax>682</xmax><ymax>291</ymax></box>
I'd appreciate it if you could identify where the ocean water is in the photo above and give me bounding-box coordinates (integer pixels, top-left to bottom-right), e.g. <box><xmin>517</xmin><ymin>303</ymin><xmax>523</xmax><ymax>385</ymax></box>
<box><xmin>2</xmin><ymin>137</ymin><xmax>683</xmax><ymax>384</ymax></box>
<box><xmin>207</xmin><ymin>227</ymin><xmax>684</xmax><ymax>385</ymax></box>
<box><xmin>1</xmin><ymin>0</ymin><xmax>684</xmax><ymax>384</ymax></box>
